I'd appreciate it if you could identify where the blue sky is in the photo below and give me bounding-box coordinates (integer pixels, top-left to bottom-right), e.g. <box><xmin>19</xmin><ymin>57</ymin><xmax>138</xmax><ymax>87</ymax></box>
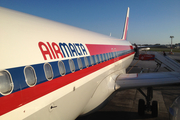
<box><xmin>1</xmin><ymin>0</ymin><xmax>180</xmax><ymax>44</ymax></box>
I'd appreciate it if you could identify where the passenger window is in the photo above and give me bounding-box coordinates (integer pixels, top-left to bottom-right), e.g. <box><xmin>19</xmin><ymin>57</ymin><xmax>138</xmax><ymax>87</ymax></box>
<box><xmin>24</xmin><ymin>66</ymin><xmax>37</xmax><ymax>87</ymax></box>
<box><xmin>94</xmin><ymin>55</ymin><xmax>98</xmax><ymax>64</ymax></box>
<box><xmin>58</xmin><ymin>61</ymin><xmax>66</xmax><ymax>76</ymax></box>
<box><xmin>110</xmin><ymin>52</ymin><xmax>113</xmax><ymax>59</ymax></box>
<box><xmin>106</xmin><ymin>53</ymin><xmax>109</xmax><ymax>60</ymax></box>
<box><xmin>69</xmin><ymin>59</ymin><xmax>75</xmax><ymax>73</ymax></box>
<box><xmin>117</xmin><ymin>51</ymin><xmax>119</xmax><ymax>56</ymax></box>
<box><xmin>115</xmin><ymin>52</ymin><xmax>117</xmax><ymax>57</ymax></box>
<box><xmin>102</xmin><ymin>54</ymin><xmax>105</xmax><ymax>62</ymax></box>
<box><xmin>109</xmin><ymin>53</ymin><xmax>111</xmax><ymax>59</ymax></box>
<box><xmin>44</xmin><ymin>63</ymin><xmax>53</xmax><ymax>80</ymax></box>
<box><xmin>112</xmin><ymin>52</ymin><xmax>115</xmax><ymax>58</ymax></box>
<box><xmin>84</xmin><ymin>57</ymin><xmax>89</xmax><ymax>68</ymax></box>
<box><xmin>98</xmin><ymin>54</ymin><xmax>102</xmax><ymax>63</ymax></box>
<box><xmin>0</xmin><ymin>70</ymin><xmax>13</xmax><ymax>95</ymax></box>
<box><xmin>103</xmin><ymin>54</ymin><xmax>106</xmax><ymax>61</ymax></box>
<box><xmin>90</xmin><ymin>56</ymin><xmax>94</xmax><ymax>66</ymax></box>
<box><xmin>104</xmin><ymin>53</ymin><xmax>107</xmax><ymax>61</ymax></box>
<box><xmin>77</xmin><ymin>58</ymin><xmax>83</xmax><ymax>70</ymax></box>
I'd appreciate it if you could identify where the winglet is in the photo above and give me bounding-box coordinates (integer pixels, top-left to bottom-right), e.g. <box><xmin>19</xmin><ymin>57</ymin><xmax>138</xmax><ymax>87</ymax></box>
<box><xmin>121</xmin><ymin>7</ymin><xmax>130</xmax><ymax>40</ymax></box>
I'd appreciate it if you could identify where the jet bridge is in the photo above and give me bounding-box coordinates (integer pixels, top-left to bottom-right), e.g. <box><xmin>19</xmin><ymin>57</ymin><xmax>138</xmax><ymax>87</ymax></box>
<box><xmin>126</xmin><ymin>51</ymin><xmax>180</xmax><ymax>117</ymax></box>
<box><xmin>139</xmin><ymin>51</ymin><xmax>180</xmax><ymax>72</ymax></box>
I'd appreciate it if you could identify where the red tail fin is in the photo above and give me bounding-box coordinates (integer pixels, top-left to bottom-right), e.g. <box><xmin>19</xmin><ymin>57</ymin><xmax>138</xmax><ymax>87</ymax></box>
<box><xmin>121</xmin><ymin>7</ymin><xmax>130</xmax><ymax>40</ymax></box>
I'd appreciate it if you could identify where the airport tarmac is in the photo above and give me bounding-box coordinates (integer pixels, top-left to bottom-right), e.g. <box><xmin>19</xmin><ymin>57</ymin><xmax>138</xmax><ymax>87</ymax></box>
<box><xmin>76</xmin><ymin>52</ymin><xmax>180</xmax><ymax>120</ymax></box>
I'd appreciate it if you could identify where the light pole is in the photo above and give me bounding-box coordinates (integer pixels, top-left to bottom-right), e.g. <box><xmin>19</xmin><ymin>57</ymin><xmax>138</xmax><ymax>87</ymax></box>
<box><xmin>170</xmin><ymin>36</ymin><xmax>174</xmax><ymax>54</ymax></box>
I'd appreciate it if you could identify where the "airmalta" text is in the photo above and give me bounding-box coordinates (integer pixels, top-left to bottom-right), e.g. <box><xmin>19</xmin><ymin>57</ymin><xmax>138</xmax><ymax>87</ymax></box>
<box><xmin>38</xmin><ymin>42</ymin><xmax>88</xmax><ymax>60</ymax></box>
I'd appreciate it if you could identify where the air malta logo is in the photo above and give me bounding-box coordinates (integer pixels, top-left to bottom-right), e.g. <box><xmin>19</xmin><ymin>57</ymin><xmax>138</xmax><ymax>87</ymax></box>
<box><xmin>38</xmin><ymin>42</ymin><xmax>88</xmax><ymax>60</ymax></box>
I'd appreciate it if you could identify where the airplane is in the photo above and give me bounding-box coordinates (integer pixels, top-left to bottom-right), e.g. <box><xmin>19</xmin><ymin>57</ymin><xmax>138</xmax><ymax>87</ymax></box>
<box><xmin>136</xmin><ymin>46</ymin><xmax>150</xmax><ymax>51</ymax></box>
<box><xmin>1</xmin><ymin>7</ymin><xmax>180</xmax><ymax>120</ymax></box>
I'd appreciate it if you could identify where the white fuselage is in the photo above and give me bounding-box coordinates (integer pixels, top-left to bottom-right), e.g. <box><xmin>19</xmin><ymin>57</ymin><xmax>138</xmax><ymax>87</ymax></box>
<box><xmin>0</xmin><ymin>7</ymin><xmax>134</xmax><ymax>120</ymax></box>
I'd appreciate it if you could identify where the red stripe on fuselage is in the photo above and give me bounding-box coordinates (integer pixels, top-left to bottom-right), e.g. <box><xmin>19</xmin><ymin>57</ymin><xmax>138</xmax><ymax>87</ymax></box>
<box><xmin>0</xmin><ymin>52</ymin><xmax>134</xmax><ymax>116</ymax></box>
<box><xmin>86</xmin><ymin>44</ymin><xmax>133</xmax><ymax>55</ymax></box>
